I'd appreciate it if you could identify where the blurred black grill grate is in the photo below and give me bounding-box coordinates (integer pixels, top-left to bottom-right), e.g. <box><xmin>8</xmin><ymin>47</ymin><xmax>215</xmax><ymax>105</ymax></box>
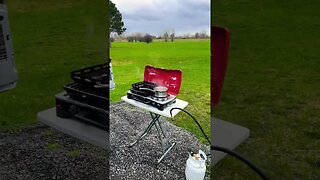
<box><xmin>0</xmin><ymin>25</ymin><xmax>7</xmax><ymax>62</ymax></box>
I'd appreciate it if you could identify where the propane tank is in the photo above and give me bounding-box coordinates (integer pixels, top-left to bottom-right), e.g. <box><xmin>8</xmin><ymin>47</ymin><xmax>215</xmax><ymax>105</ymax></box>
<box><xmin>185</xmin><ymin>149</ymin><xmax>207</xmax><ymax>180</ymax></box>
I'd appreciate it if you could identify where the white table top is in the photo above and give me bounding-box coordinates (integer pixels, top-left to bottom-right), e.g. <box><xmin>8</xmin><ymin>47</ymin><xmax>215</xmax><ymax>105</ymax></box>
<box><xmin>212</xmin><ymin>118</ymin><xmax>249</xmax><ymax>165</ymax></box>
<box><xmin>121</xmin><ymin>96</ymin><xmax>188</xmax><ymax>118</ymax></box>
<box><xmin>37</xmin><ymin>107</ymin><xmax>109</xmax><ymax>150</ymax></box>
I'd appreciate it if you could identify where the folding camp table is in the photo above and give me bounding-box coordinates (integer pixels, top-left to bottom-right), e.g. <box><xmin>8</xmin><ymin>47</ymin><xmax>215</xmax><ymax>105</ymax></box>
<box><xmin>121</xmin><ymin>96</ymin><xmax>188</xmax><ymax>163</ymax></box>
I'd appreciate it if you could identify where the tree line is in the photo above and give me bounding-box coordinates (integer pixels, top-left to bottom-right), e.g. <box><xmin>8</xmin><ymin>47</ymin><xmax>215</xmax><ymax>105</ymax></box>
<box><xmin>111</xmin><ymin>31</ymin><xmax>209</xmax><ymax>43</ymax></box>
<box><xmin>109</xmin><ymin>1</ymin><xmax>209</xmax><ymax>44</ymax></box>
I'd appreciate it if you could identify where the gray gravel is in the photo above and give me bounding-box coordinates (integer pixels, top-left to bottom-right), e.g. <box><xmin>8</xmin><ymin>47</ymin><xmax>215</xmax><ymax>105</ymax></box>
<box><xmin>110</xmin><ymin>102</ymin><xmax>211</xmax><ymax>180</ymax></box>
<box><xmin>0</xmin><ymin>125</ymin><xmax>108</xmax><ymax>180</ymax></box>
<box><xmin>0</xmin><ymin>102</ymin><xmax>210</xmax><ymax>180</ymax></box>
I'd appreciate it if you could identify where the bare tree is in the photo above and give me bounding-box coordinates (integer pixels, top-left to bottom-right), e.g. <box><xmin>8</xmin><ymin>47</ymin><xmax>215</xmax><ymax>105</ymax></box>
<box><xmin>170</xmin><ymin>33</ymin><xmax>175</xmax><ymax>42</ymax></box>
<box><xmin>164</xmin><ymin>32</ymin><xmax>169</xmax><ymax>42</ymax></box>
<box><xmin>195</xmin><ymin>32</ymin><xmax>200</xmax><ymax>39</ymax></box>
<box><xmin>132</xmin><ymin>32</ymin><xmax>143</xmax><ymax>42</ymax></box>
<box><xmin>182</xmin><ymin>33</ymin><xmax>191</xmax><ymax>39</ymax></box>
<box><xmin>127</xmin><ymin>33</ymin><xmax>154</xmax><ymax>43</ymax></box>
<box><xmin>163</xmin><ymin>28</ymin><xmax>175</xmax><ymax>42</ymax></box>
<box><xmin>144</xmin><ymin>34</ymin><xmax>153</xmax><ymax>43</ymax></box>
<box><xmin>200</xmin><ymin>30</ymin><xmax>207</xmax><ymax>39</ymax></box>
<box><xmin>127</xmin><ymin>36</ymin><xmax>134</xmax><ymax>42</ymax></box>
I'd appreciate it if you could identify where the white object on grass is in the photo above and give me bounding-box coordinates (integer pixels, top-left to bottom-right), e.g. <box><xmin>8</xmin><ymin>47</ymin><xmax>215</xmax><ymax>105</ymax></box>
<box><xmin>109</xmin><ymin>60</ymin><xmax>115</xmax><ymax>90</ymax></box>
<box><xmin>185</xmin><ymin>149</ymin><xmax>207</xmax><ymax>180</ymax></box>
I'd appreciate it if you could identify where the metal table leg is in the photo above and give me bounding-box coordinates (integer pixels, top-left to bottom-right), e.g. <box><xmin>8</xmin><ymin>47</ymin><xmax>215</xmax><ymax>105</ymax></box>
<box><xmin>128</xmin><ymin>112</ymin><xmax>176</xmax><ymax>163</ymax></box>
<box><xmin>127</xmin><ymin>113</ymin><xmax>160</xmax><ymax>148</ymax></box>
<box><xmin>152</xmin><ymin>113</ymin><xmax>176</xmax><ymax>163</ymax></box>
<box><xmin>154</xmin><ymin>116</ymin><xmax>170</xmax><ymax>149</ymax></box>
<box><xmin>157</xmin><ymin>142</ymin><xmax>176</xmax><ymax>164</ymax></box>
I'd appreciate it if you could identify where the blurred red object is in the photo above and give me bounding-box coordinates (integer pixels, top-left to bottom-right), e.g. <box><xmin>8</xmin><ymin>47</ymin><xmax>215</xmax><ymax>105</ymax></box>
<box><xmin>144</xmin><ymin>65</ymin><xmax>182</xmax><ymax>96</ymax></box>
<box><xmin>211</xmin><ymin>26</ymin><xmax>230</xmax><ymax>108</ymax></box>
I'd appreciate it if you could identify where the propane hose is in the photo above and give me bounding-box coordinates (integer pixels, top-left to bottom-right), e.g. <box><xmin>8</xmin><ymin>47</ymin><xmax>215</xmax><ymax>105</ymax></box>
<box><xmin>169</xmin><ymin>107</ymin><xmax>269</xmax><ymax>180</ymax></box>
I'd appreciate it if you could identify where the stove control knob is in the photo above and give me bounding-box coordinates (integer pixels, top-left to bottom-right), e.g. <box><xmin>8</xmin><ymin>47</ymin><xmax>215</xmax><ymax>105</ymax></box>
<box><xmin>68</xmin><ymin>105</ymin><xmax>78</xmax><ymax>115</ymax></box>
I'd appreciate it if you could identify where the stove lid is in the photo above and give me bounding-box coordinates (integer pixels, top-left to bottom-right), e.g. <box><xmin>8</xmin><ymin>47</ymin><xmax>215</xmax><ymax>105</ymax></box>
<box><xmin>144</xmin><ymin>65</ymin><xmax>182</xmax><ymax>96</ymax></box>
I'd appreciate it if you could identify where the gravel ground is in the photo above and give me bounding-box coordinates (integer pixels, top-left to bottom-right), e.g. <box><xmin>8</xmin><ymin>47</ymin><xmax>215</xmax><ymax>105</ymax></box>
<box><xmin>0</xmin><ymin>125</ymin><xmax>108</xmax><ymax>180</ymax></box>
<box><xmin>0</xmin><ymin>102</ymin><xmax>210</xmax><ymax>180</ymax></box>
<box><xmin>110</xmin><ymin>102</ymin><xmax>210</xmax><ymax>180</ymax></box>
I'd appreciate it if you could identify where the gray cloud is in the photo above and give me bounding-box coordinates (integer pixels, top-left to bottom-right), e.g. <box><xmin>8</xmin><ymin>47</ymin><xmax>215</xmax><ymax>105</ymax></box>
<box><xmin>124</xmin><ymin>11</ymin><xmax>161</xmax><ymax>21</ymax></box>
<box><xmin>114</xmin><ymin>0</ymin><xmax>210</xmax><ymax>36</ymax></box>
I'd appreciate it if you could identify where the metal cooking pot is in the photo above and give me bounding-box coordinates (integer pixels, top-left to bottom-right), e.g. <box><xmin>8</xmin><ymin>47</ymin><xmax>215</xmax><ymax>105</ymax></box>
<box><xmin>154</xmin><ymin>86</ymin><xmax>168</xmax><ymax>98</ymax></box>
<box><xmin>140</xmin><ymin>86</ymin><xmax>168</xmax><ymax>98</ymax></box>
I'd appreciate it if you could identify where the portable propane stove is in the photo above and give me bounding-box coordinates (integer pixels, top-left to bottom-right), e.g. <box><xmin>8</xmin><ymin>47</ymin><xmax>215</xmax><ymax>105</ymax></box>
<box><xmin>127</xmin><ymin>81</ymin><xmax>176</xmax><ymax>111</ymax></box>
<box><xmin>55</xmin><ymin>63</ymin><xmax>108</xmax><ymax>130</ymax></box>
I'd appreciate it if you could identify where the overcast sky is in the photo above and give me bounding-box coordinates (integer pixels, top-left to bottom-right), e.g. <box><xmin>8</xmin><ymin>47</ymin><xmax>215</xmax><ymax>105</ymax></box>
<box><xmin>111</xmin><ymin>0</ymin><xmax>210</xmax><ymax>36</ymax></box>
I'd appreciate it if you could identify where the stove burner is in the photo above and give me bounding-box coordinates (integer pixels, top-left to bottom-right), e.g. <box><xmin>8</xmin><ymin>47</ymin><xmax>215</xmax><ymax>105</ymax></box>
<box><xmin>132</xmin><ymin>81</ymin><xmax>157</xmax><ymax>90</ymax></box>
<box><xmin>63</xmin><ymin>82</ymin><xmax>108</xmax><ymax>110</ymax></box>
<box><xmin>71</xmin><ymin>63</ymin><xmax>108</xmax><ymax>90</ymax></box>
<box><xmin>130</xmin><ymin>81</ymin><xmax>158</xmax><ymax>97</ymax></box>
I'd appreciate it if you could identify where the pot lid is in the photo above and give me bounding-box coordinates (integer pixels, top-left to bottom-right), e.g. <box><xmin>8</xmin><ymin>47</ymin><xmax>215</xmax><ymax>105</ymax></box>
<box><xmin>144</xmin><ymin>65</ymin><xmax>182</xmax><ymax>96</ymax></box>
<box><xmin>154</xmin><ymin>86</ymin><xmax>168</xmax><ymax>92</ymax></box>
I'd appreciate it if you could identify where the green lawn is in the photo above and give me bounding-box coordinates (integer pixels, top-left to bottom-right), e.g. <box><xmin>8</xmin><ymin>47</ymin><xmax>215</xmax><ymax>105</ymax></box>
<box><xmin>3</xmin><ymin>0</ymin><xmax>319</xmax><ymax>178</ymax></box>
<box><xmin>110</xmin><ymin>40</ymin><xmax>211</xmax><ymax>143</ymax></box>
<box><xmin>0</xmin><ymin>0</ymin><xmax>107</xmax><ymax>130</ymax></box>
<box><xmin>212</xmin><ymin>0</ymin><xmax>320</xmax><ymax>179</ymax></box>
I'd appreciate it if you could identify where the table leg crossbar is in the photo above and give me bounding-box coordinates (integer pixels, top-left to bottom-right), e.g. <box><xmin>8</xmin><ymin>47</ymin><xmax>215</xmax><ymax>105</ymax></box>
<box><xmin>128</xmin><ymin>112</ymin><xmax>176</xmax><ymax>163</ymax></box>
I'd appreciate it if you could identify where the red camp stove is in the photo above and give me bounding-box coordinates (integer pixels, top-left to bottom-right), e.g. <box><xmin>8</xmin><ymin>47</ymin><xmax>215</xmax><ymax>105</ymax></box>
<box><xmin>126</xmin><ymin>65</ymin><xmax>182</xmax><ymax>111</ymax></box>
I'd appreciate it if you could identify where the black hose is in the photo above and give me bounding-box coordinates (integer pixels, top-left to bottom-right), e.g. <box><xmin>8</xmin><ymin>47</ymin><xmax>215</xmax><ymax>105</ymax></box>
<box><xmin>170</xmin><ymin>107</ymin><xmax>211</xmax><ymax>145</ymax></box>
<box><xmin>211</xmin><ymin>145</ymin><xmax>268</xmax><ymax>180</ymax></box>
<box><xmin>169</xmin><ymin>107</ymin><xmax>268</xmax><ymax>180</ymax></box>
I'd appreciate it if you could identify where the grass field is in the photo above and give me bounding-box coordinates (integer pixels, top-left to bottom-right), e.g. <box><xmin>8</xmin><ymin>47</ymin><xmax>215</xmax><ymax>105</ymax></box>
<box><xmin>212</xmin><ymin>0</ymin><xmax>320</xmax><ymax>179</ymax></box>
<box><xmin>0</xmin><ymin>0</ymin><xmax>107</xmax><ymax>130</ymax></box>
<box><xmin>110</xmin><ymin>40</ymin><xmax>211</xmax><ymax>143</ymax></box>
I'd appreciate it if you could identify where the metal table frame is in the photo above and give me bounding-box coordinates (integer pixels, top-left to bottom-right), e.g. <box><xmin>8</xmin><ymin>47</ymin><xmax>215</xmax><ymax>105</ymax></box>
<box><xmin>128</xmin><ymin>112</ymin><xmax>176</xmax><ymax>163</ymax></box>
<box><xmin>121</xmin><ymin>96</ymin><xmax>188</xmax><ymax>163</ymax></box>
